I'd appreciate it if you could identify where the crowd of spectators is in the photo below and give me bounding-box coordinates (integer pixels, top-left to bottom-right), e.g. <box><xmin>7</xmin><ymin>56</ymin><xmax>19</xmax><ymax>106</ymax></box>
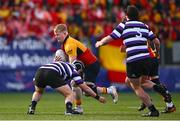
<box><xmin>0</xmin><ymin>0</ymin><xmax>180</xmax><ymax>50</ymax></box>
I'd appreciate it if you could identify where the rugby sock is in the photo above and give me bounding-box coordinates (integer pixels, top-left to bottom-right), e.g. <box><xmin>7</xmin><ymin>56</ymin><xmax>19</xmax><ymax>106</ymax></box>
<box><xmin>153</xmin><ymin>84</ymin><xmax>172</xmax><ymax>102</ymax></box>
<box><xmin>106</xmin><ymin>87</ymin><xmax>112</xmax><ymax>94</ymax></box>
<box><xmin>102</xmin><ymin>87</ymin><xmax>107</xmax><ymax>94</ymax></box>
<box><xmin>153</xmin><ymin>84</ymin><xmax>167</xmax><ymax>96</ymax></box>
<box><xmin>100</xmin><ymin>87</ymin><xmax>116</xmax><ymax>94</ymax></box>
<box><xmin>96</xmin><ymin>87</ymin><xmax>107</xmax><ymax>94</ymax></box>
<box><xmin>31</xmin><ymin>101</ymin><xmax>37</xmax><ymax>108</ymax></box>
<box><xmin>148</xmin><ymin>105</ymin><xmax>157</xmax><ymax>112</ymax></box>
<box><xmin>66</xmin><ymin>102</ymin><xmax>73</xmax><ymax>111</ymax></box>
<box><xmin>151</xmin><ymin>78</ymin><xmax>160</xmax><ymax>85</ymax></box>
<box><xmin>75</xmin><ymin>99</ymin><xmax>82</xmax><ymax>107</ymax></box>
<box><xmin>151</xmin><ymin>79</ymin><xmax>169</xmax><ymax>93</ymax></box>
<box><xmin>160</xmin><ymin>84</ymin><xmax>170</xmax><ymax>94</ymax></box>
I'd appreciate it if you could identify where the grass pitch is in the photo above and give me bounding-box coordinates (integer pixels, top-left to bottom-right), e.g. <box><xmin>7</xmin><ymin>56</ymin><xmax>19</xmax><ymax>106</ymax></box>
<box><xmin>0</xmin><ymin>92</ymin><xmax>179</xmax><ymax>120</ymax></box>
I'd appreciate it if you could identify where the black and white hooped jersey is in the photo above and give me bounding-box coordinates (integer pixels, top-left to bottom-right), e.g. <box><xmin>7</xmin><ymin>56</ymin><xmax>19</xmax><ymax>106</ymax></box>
<box><xmin>110</xmin><ymin>20</ymin><xmax>156</xmax><ymax>63</ymax></box>
<box><xmin>39</xmin><ymin>61</ymin><xmax>83</xmax><ymax>85</ymax></box>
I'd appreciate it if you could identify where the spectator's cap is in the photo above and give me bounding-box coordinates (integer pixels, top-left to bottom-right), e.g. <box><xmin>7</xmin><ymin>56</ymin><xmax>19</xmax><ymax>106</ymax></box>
<box><xmin>126</xmin><ymin>5</ymin><xmax>139</xmax><ymax>20</ymax></box>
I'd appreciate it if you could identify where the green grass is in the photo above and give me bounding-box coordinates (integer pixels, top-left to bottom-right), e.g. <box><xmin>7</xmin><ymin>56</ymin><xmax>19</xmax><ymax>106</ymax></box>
<box><xmin>0</xmin><ymin>92</ymin><xmax>179</xmax><ymax>120</ymax></box>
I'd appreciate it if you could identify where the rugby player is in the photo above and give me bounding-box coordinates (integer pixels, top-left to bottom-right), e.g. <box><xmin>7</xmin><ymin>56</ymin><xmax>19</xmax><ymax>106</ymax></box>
<box><xmin>53</xmin><ymin>24</ymin><xmax>118</xmax><ymax>114</ymax></box>
<box><xmin>96</xmin><ymin>5</ymin><xmax>160</xmax><ymax>117</ymax></box>
<box><xmin>27</xmin><ymin>61</ymin><xmax>106</xmax><ymax>115</ymax></box>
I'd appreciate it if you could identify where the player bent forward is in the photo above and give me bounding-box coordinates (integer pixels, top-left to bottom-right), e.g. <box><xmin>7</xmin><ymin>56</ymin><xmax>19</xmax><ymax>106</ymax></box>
<box><xmin>27</xmin><ymin>61</ymin><xmax>106</xmax><ymax>115</ymax></box>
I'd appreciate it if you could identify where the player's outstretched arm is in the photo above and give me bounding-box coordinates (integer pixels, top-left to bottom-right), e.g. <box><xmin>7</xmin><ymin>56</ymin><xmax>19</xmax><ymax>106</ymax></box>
<box><xmin>95</xmin><ymin>35</ymin><xmax>113</xmax><ymax>48</ymax></box>
<box><xmin>78</xmin><ymin>83</ymin><xmax>106</xmax><ymax>103</ymax></box>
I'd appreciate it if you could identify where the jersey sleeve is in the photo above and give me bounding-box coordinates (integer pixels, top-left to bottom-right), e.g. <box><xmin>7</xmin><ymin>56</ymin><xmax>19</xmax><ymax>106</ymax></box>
<box><xmin>65</xmin><ymin>44</ymin><xmax>77</xmax><ymax>57</ymax></box>
<box><xmin>110</xmin><ymin>22</ymin><xmax>125</xmax><ymax>40</ymax></box>
<box><xmin>72</xmin><ymin>69</ymin><xmax>84</xmax><ymax>85</ymax></box>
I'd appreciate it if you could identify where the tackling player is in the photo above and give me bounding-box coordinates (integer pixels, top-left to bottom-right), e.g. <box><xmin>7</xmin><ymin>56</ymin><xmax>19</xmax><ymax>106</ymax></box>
<box><xmin>27</xmin><ymin>61</ymin><xmax>106</xmax><ymax>115</ymax></box>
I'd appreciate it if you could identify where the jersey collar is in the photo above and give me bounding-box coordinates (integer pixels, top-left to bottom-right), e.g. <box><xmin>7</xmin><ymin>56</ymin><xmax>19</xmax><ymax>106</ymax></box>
<box><xmin>63</xmin><ymin>34</ymin><xmax>69</xmax><ymax>44</ymax></box>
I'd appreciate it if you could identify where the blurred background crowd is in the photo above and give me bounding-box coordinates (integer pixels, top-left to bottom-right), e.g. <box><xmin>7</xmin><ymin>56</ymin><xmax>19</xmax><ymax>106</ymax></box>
<box><xmin>0</xmin><ymin>0</ymin><xmax>180</xmax><ymax>48</ymax></box>
<box><xmin>0</xmin><ymin>0</ymin><xmax>180</xmax><ymax>92</ymax></box>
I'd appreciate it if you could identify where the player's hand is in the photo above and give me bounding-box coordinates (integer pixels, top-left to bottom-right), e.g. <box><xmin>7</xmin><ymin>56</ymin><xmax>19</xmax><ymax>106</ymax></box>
<box><xmin>95</xmin><ymin>41</ymin><xmax>103</xmax><ymax>48</ymax></box>
<box><xmin>98</xmin><ymin>96</ymin><xmax>106</xmax><ymax>103</ymax></box>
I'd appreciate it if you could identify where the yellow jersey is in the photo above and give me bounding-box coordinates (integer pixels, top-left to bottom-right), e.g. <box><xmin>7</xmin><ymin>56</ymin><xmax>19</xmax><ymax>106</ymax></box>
<box><xmin>62</xmin><ymin>36</ymin><xmax>97</xmax><ymax>65</ymax></box>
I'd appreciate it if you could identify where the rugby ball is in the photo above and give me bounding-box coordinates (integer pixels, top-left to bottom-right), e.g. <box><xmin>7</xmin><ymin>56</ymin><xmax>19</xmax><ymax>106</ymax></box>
<box><xmin>55</xmin><ymin>49</ymin><xmax>67</xmax><ymax>62</ymax></box>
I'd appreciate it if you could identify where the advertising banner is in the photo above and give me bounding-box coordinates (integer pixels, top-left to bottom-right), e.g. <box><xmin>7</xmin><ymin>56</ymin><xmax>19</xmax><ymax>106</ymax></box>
<box><xmin>0</xmin><ymin>38</ymin><xmax>54</xmax><ymax>92</ymax></box>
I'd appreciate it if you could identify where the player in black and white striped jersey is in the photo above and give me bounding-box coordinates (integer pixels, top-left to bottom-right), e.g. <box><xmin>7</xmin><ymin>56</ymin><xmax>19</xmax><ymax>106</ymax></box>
<box><xmin>27</xmin><ymin>61</ymin><xmax>106</xmax><ymax>115</ymax></box>
<box><xmin>96</xmin><ymin>5</ymin><xmax>160</xmax><ymax>117</ymax></box>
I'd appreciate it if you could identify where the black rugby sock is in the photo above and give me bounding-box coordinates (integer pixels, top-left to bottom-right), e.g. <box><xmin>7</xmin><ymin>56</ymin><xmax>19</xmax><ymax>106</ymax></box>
<box><xmin>153</xmin><ymin>84</ymin><xmax>172</xmax><ymax>102</ymax></box>
<box><xmin>148</xmin><ymin>105</ymin><xmax>157</xmax><ymax>112</ymax></box>
<box><xmin>66</xmin><ymin>102</ymin><xmax>73</xmax><ymax>111</ymax></box>
<box><xmin>151</xmin><ymin>78</ymin><xmax>160</xmax><ymax>85</ymax></box>
<box><xmin>31</xmin><ymin>101</ymin><xmax>37</xmax><ymax>108</ymax></box>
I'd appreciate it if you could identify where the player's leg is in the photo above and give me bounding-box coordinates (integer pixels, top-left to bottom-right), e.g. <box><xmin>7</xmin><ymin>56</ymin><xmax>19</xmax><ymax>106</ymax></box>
<box><xmin>125</xmin><ymin>77</ymin><xmax>131</xmax><ymax>87</ymax></box>
<box><xmin>129</xmin><ymin>77</ymin><xmax>159</xmax><ymax>117</ymax></box>
<box><xmin>149</xmin><ymin>58</ymin><xmax>176</xmax><ymax>113</ymax></box>
<box><xmin>138</xmin><ymin>76</ymin><xmax>161</xmax><ymax>111</ymax></box>
<box><xmin>55</xmin><ymin>84</ymin><xmax>81</xmax><ymax>115</ymax></box>
<box><xmin>150</xmin><ymin>76</ymin><xmax>176</xmax><ymax>113</ymax></box>
<box><xmin>27</xmin><ymin>86</ymin><xmax>44</xmax><ymax>114</ymax></box>
<box><xmin>84</xmin><ymin>81</ymin><xmax>118</xmax><ymax>104</ymax></box>
<box><xmin>126</xmin><ymin>76</ymin><xmax>147</xmax><ymax>111</ymax></box>
<box><xmin>70</xmin><ymin>80</ymin><xmax>83</xmax><ymax>114</ymax></box>
<box><xmin>96</xmin><ymin>86</ymin><xmax>118</xmax><ymax>103</ymax></box>
<box><xmin>140</xmin><ymin>76</ymin><xmax>176</xmax><ymax>113</ymax></box>
<box><xmin>136</xmin><ymin>76</ymin><xmax>154</xmax><ymax>111</ymax></box>
<box><xmin>49</xmin><ymin>70</ymin><xmax>82</xmax><ymax>115</ymax></box>
<box><xmin>85</xmin><ymin>62</ymin><xmax>118</xmax><ymax>103</ymax></box>
<box><xmin>140</xmin><ymin>76</ymin><xmax>174</xmax><ymax>111</ymax></box>
<box><xmin>73</xmin><ymin>87</ymin><xmax>83</xmax><ymax>113</ymax></box>
<box><xmin>127</xmin><ymin>59</ymin><xmax>159</xmax><ymax>117</ymax></box>
<box><xmin>27</xmin><ymin>69</ymin><xmax>46</xmax><ymax>115</ymax></box>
